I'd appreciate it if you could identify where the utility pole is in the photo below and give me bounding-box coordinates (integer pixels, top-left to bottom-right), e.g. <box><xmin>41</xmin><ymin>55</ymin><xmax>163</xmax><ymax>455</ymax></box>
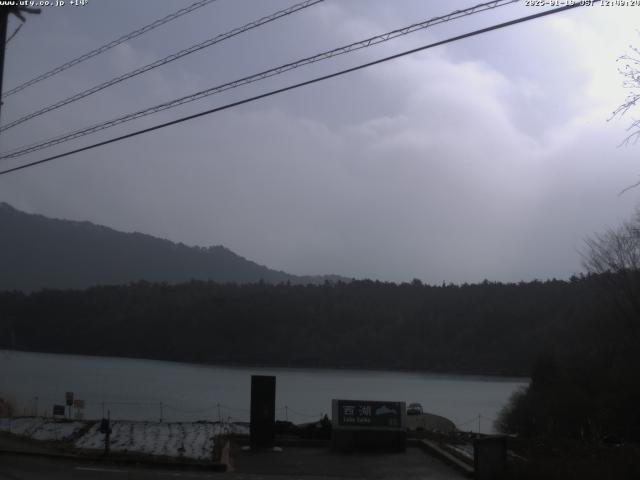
<box><xmin>0</xmin><ymin>7</ymin><xmax>11</xmax><ymax>118</ymax></box>
<box><xmin>0</xmin><ymin>6</ymin><xmax>40</xmax><ymax>123</ymax></box>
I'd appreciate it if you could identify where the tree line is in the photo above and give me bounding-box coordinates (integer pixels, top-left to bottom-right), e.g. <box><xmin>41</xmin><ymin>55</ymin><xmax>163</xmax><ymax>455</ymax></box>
<box><xmin>0</xmin><ymin>275</ymin><xmax>602</xmax><ymax>377</ymax></box>
<box><xmin>497</xmin><ymin>210</ymin><xmax>640</xmax><ymax>444</ymax></box>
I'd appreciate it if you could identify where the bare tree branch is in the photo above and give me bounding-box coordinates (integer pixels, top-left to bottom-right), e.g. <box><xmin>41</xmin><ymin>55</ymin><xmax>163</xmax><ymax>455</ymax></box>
<box><xmin>581</xmin><ymin>211</ymin><xmax>640</xmax><ymax>338</ymax></box>
<box><xmin>610</xmin><ymin>36</ymin><xmax>640</xmax><ymax>154</ymax></box>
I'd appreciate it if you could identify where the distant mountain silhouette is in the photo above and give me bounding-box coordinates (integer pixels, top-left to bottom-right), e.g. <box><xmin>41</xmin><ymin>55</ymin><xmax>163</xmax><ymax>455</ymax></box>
<box><xmin>0</xmin><ymin>203</ymin><xmax>349</xmax><ymax>291</ymax></box>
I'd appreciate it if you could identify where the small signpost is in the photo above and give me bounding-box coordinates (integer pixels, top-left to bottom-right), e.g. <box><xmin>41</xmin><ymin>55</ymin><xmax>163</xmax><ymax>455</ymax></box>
<box><xmin>73</xmin><ymin>399</ymin><xmax>85</xmax><ymax>419</ymax></box>
<box><xmin>331</xmin><ymin>399</ymin><xmax>406</xmax><ymax>451</ymax></box>
<box><xmin>65</xmin><ymin>391</ymin><xmax>74</xmax><ymax>418</ymax></box>
<box><xmin>52</xmin><ymin>404</ymin><xmax>65</xmax><ymax>417</ymax></box>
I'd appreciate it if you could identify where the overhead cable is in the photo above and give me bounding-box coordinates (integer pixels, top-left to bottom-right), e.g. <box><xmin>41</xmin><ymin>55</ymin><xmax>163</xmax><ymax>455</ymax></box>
<box><xmin>0</xmin><ymin>0</ymin><xmax>324</xmax><ymax>133</ymax></box>
<box><xmin>0</xmin><ymin>3</ymin><xmax>586</xmax><ymax>177</ymax></box>
<box><xmin>0</xmin><ymin>0</ymin><xmax>519</xmax><ymax>155</ymax></box>
<box><xmin>2</xmin><ymin>0</ymin><xmax>219</xmax><ymax>98</ymax></box>
<box><xmin>5</xmin><ymin>22</ymin><xmax>23</xmax><ymax>45</ymax></box>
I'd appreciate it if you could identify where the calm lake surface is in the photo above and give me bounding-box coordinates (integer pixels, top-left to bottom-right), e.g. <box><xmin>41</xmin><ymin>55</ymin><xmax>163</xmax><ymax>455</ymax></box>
<box><xmin>0</xmin><ymin>350</ymin><xmax>527</xmax><ymax>433</ymax></box>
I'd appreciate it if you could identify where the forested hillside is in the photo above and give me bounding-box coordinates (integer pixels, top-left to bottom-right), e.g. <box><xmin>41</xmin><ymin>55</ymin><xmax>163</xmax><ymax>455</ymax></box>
<box><xmin>0</xmin><ymin>203</ymin><xmax>346</xmax><ymax>291</ymax></box>
<box><xmin>0</xmin><ymin>277</ymin><xmax>602</xmax><ymax>376</ymax></box>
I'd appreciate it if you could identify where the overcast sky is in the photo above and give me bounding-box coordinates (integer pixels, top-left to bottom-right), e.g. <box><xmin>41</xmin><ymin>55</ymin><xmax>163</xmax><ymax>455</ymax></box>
<box><xmin>1</xmin><ymin>0</ymin><xmax>639</xmax><ymax>283</ymax></box>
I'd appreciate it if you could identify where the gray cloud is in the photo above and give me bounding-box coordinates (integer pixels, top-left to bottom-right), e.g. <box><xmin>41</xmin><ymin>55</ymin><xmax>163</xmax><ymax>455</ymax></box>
<box><xmin>1</xmin><ymin>1</ymin><xmax>639</xmax><ymax>283</ymax></box>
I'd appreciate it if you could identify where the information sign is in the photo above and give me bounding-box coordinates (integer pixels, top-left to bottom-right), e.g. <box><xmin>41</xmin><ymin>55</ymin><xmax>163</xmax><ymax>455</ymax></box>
<box><xmin>335</xmin><ymin>400</ymin><xmax>404</xmax><ymax>429</ymax></box>
<box><xmin>331</xmin><ymin>399</ymin><xmax>406</xmax><ymax>452</ymax></box>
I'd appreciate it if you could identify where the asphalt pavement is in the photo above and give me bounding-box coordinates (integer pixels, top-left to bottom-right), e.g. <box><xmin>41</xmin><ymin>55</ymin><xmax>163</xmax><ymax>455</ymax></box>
<box><xmin>0</xmin><ymin>453</ymin><xmax>224</xmax><ymax>480</ymax></box>
<box><xmin>1</xmin><ymin>446</ymin><xmax>467</xmax><ymax>480</ymax></box>
<box><xmin>231</xmin><ymin>445</ymin><xmax>466</xmax><ymax>480</ymax></box>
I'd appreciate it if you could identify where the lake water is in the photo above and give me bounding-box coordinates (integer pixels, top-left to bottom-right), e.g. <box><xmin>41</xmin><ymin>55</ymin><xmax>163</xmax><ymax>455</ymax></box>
<box><xmin>0</xmin><ymin>350</ymin><xmax>527</xmax><ymax>433</ymax></box>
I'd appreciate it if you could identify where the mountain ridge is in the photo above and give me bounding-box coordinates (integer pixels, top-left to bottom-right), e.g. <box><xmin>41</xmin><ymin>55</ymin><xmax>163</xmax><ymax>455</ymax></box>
<box><xmin>0</xmin><ymin>202</ymin><xmax>350</xmax><ymax>291</ymax></box>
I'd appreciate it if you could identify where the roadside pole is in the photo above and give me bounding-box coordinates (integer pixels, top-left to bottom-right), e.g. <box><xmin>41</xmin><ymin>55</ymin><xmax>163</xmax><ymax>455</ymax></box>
<box><xmin>100</xmin><ymin>409</ymin><xmax>112</xmax><ymax>456</ymax></box>
<box><xmin>0</xmin><ymin>8</ymin><xmax>8</xmax><ymax>121</ymax></box>
<box><xmin>106</xmin><ymin>409</ymin><xmax>111</xmax><ymax>455</ymax></box>
<box><xmin>0</xmin><ymin>6</ymin><xmax>40</xmax><ymax>124</ymax></box>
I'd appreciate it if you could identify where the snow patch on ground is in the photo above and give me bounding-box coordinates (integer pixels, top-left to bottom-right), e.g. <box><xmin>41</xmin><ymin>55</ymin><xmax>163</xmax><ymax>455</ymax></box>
<box><xmin>0</xmin><ymin>417</ymin><xmax>85</xmax><ymax>441</ymax></box>
<box><xmin>75</xmin><ymin>421</ymin><xmax>248</xmax><ymax>461</ymax></box>
<box><xmin>0</xmin><ymin>416</ymin><xmax>249</xmax><ymax>462</ymax></box>
<box><xmin>449</xmin><ymin>443</ymin><xmax>474</xmax><ymax>459</ymax></box>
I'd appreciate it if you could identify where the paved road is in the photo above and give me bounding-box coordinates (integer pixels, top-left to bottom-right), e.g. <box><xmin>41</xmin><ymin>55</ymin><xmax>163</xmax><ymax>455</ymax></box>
<box><xmin>233</xmin><ymin>446</ymin><xmax>466</xmax><ymax>480</ymax></box>
<box><xmin>0</xmin><ymin>449</ymin><xmax>466</xmax><ymax>480</ymax></box>
<box><xmin>0</xmin><ymin>454</ymin><xmax>223</xmax><ymax>480</ymax></box>
<box><xmin>0</xmin><ymin>434</ymin><xmax>57</xmax><ymax>456</ymax></box>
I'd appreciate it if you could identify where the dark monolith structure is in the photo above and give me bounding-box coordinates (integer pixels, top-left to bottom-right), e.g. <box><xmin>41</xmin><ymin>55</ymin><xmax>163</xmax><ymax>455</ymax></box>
<box><xmin>250</xmin><ymin>375</ymin><xmax>276</xmax><ymax>449</ymax></box>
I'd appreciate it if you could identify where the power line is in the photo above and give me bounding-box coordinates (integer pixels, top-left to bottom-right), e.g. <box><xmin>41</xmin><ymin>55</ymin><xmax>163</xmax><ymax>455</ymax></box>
<box><xmin>456</xmin><ymin>415</ymin><xmax>479</xmax><ymax>428</ymax></box>
<box><xmin>2</xmin><ymin>0</ymin><xmax>219</xmax><ymax>99</ymax></box>
<box><xmin>0</xmin><ymin>6</ymin><xmax>40</xmax><ymax>125</ymax></box>
<box><xmin>0</xmin><ymin>0</ymin><xmax>324</xmax><ymax>133</ymax></box>
<box><xmin>0</xmin><ymin>3</ymin><xmax>587</xmax><ymax>177</ymax></box>
<box><xmin>162</xmin><ymin>404</ymin><xmax>220</xmax><ymax>414</ymax></box>
<box><xmin>5</xmin><ymin>21</ymin><xmax>23</xmax><ymax>45</ymax></box>
<box><xmin>286</xmin><ymin>407</ymin><xmax>323</xmax><ymax>418</ymax></box>
<box><xmin>0</xmin><ymin>0</ymin><xmax>519</xmax><ymax>158</ymax></box>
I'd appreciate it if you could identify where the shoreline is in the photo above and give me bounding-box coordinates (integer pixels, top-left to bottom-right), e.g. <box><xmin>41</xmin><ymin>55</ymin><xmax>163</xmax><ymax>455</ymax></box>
<box><xmin>0</xmin><ymin>348</ymin><xmax>530</xmax><ymax>381</ymax></box>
